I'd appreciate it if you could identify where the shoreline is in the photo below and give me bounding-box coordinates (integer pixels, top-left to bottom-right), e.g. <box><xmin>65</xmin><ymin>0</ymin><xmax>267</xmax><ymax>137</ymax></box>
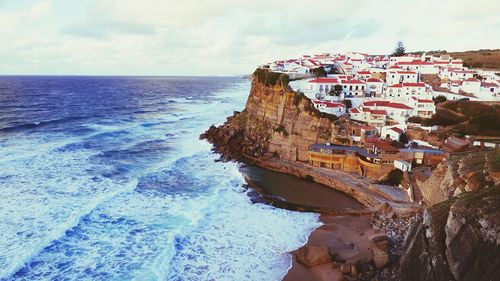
<box><xmin>240</xmin><ymin>163</ymin><xmax>417</xmax><ymax>281</ymax></box>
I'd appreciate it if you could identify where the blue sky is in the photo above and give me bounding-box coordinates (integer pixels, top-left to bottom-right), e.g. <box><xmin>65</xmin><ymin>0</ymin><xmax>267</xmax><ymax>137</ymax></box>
<box><xmin>1</xmin><ymin>0</ymin><xmax>499</xmax><ymax>75</ymax></box>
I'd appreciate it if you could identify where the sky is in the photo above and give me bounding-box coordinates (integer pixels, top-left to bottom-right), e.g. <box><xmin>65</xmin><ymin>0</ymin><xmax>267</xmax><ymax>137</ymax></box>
<box><xmin>0</xmin><ymin>0</ymin><xmax>499</xmax><ymax>76</ymax></box>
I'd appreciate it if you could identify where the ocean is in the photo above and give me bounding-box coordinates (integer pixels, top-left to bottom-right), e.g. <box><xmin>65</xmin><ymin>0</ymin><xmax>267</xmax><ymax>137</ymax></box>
<box><xmin>0</xmin><ymin>76</ymin><xmax>321</xmax><ymax>281</ymax></box>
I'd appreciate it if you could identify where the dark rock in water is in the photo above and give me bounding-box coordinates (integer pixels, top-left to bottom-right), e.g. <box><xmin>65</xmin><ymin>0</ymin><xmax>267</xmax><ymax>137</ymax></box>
<box><xmin>401</xmin><ymin>185</ymin><xmax>500</xmax><ymax>281</ymax></box>
<box><xmin>296</xmin><ymin>245</ymin><xmax>332</xmax><ymax>268</ymax></box>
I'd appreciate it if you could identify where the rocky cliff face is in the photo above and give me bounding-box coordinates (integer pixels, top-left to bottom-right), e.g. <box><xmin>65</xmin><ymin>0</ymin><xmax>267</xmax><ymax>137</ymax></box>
<box><xmin>202</xmin><ymin>70</ymin><xmax>337</xmax><ymax>162</ymax></box>
<box><xmin>415</xmin><ymin>149</ymin><xmax>499</xmax><ymax>205</ymax></box>
<box><xmin>400</xmin><ymin>185</ymin><xmax>500</xmax><ymax>281</ymax></box>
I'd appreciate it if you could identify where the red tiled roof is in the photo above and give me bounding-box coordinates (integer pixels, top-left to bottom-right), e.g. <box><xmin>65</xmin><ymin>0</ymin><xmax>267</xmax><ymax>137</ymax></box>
<box><xmin>418</xmin><ymin>99</ymin><xmax>433</xmax><ymax>103</ymax></box>
<box><xmin>397</xmin><ymin>60</ymin><xmax>434</xmax><ymax>66</ymax></box>
<box><xmin>481</xmin><ymin>82</ymin><xmax>498</xmax><ymax>88</ymax></box>
<box><xmin>349</xmin><ymin>108</ymin><xmax>360</xmax><ymax>114</ymax></box>
<box><xmin>388</xmin><ymin>82</ymin><xmax>426</xmax><ymax>88</ymax></box>
<box><xmin>341</xmin><ymin>79</ymin><xmax>365</xmax><ymax>85</ymax></box>
<box><xmin>363</xmin><ymin>100</ymin><xmax>413</xmax><ymax>110</ymax></box>
<box><xmin>464</xmin><ymin>78</ymin><xmax>480</xmax><ymax>82</ymax></box>
<box><xmin>360</xmin><ymin>125</ymin><xmax>377</xmax><ymax>131</ymax></box>
<box><xmin>389</xmin><ymin>65</ymin><xmax>402</xmax><ymax>69</ymax></box>
<box><xmin>396</xmin><ymin>71</ymin><xmax>417</xmax><ymax>74</ymax></box>
<box><xmin>367</xmin><ymin>78</ymin><xmax>382</xmax><ymax>83</ymax></box>
<box><xmin>390</xmin><ymin>127</ymin><xmax>403</xmax><ymax>133</ymax></box>
<box><xmin>371</xmin><ymin>109</ymin><xmax>387</xmax><ymax>115</ymax></box>
<box><xmin>323</xmin><ymin>101</ymin><xmax>345</xmax><ymax>108</ymax></box>
<box><xmin>308</xmin><ymin>78</ymin><xmax>340</xmax><ymax>84</ymax></box>
<box><xmin>357</xmin><ymin>71</ymin><xmax>371</xmax><ymax>74</ymax></box>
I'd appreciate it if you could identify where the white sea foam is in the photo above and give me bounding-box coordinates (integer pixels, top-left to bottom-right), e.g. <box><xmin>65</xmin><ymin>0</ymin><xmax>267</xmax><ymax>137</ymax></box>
<box><xmin>0</xmin><ymin>78</ymin><xmax>321</xmax><ymax>281</ymax></box>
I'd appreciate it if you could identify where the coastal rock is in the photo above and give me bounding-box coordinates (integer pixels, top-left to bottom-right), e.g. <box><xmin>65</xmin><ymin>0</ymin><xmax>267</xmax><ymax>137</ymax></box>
<box><xmin>369</xmin><ymin>234</ymin><xmax>390</xmax><ymax>269</ymax></box>
<box><xmin>401</xmin><ymin>185</ymin><xmax>500</xmax><ymax>281</ymax></box>
<box><xmin>296</xmin><ymin>245</ymin><xmax>333</xmax><ymax>268</ymax></box>
<box><xmin>414</xmin><ymin>150</ymin><xmax>499</xmax><ymax>205</ymax></box>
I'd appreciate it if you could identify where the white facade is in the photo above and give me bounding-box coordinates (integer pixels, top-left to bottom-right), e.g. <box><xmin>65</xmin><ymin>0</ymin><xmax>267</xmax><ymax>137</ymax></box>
<box><xmin>386</xmin><ymin>71</ymin><xmax>418</xmax><ymax>85</ymax></box>
<box><xmin>394</xmin><ymin>160</ymin><xmax>412</xmax><ymax>172</ymax></box>
<box><xmin>312</xmin><ymin>100</ymin><xmax>346</xmax><ymax>116</ymax></box>
<box><xmin>365</xmin><ymin>78</ymin><xmax>384</xmax><ymax>97</ymax></box>
<box><xmin>381</xmin><ymin>126</ymin><xmax>404</xmax><ymax>141</ymax></box>
<box><xmin>384</xmin><ymin>83</ymin><xmax>430</xmax><ymax>99</ymax></box>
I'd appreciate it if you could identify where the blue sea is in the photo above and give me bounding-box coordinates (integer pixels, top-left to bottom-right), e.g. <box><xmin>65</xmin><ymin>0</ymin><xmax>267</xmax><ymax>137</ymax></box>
<box><xmin>0</xmin><ymin>76</ymin><xmax>320</xmax><ymax>281</ymax></box>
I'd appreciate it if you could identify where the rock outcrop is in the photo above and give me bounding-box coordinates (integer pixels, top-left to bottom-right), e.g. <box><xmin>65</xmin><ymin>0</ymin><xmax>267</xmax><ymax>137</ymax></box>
<box><xmin>201</xmin><ymin>69</ymin><xmax>337</xmax><ymax>162</ymax></box>
<box><xmin>414</xmin><ymin>149</ymin><xmax>499</xmax><ymax>205</ymax></box>
<box><xmin>296</xmin><ymin>245</ymin><xmax>333</xmax><ymax>267</ymax></box>
<box><xmin>400</xmin><ymin>185</ymin><xmax>500</xmax><ymax>281</ymax></box>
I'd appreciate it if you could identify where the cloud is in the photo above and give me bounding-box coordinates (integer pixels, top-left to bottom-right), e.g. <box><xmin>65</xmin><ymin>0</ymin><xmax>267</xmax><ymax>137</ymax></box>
<box><xmin>1</xmin><ymin>0</ymin><xmax>500</xmax><ymax>75</ymax></box>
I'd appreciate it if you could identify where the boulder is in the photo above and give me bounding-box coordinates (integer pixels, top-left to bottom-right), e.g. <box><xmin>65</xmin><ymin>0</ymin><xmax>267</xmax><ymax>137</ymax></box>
<box><xmin>296</xmin><ymin>245</ymin><xmax>332</xmax><ymax>268</ymax></box>
<box><xmin>369</xmin><ymin>234</ymin><xmax>390</xmax><ymax>269</ymax></box>
<box><xmin>401</xmin><ymin>186</ymin><xmax>500</xmax><ymax>281</ymax></box>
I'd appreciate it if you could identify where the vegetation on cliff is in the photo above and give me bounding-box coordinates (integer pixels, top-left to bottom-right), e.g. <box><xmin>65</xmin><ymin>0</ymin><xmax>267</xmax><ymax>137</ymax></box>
<box><xmin>253</xmin><ymin>68</ymin><xmax>290</xmax><ymax>87</ymax></box>
<box><xmin>412</xmin><ymin>49</ymin><xmax>500</xmax><ymax>70</ymax></box>
<box><xmin>408</xmin><ymin>100</ymin><xmax>500</xmax><ymax>137</ymax></box>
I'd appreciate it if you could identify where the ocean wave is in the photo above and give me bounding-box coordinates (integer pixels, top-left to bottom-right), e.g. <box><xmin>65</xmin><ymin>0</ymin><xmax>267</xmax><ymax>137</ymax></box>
<box><xmin>0</xmin><ymin>116</ymin><xmax>88</xmax><ymax>133</ymax></box>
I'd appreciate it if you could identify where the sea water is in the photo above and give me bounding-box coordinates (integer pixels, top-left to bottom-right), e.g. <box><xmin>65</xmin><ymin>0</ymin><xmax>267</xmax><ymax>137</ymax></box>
<box><xmin>0</xmin><ymin>76</ymin><xmax>320</xmax><ymax>281</ymax></box>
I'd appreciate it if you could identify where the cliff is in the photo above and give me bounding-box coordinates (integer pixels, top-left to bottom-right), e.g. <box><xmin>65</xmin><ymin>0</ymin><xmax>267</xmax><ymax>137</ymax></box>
<box><xmin>414</xmin><ymin>149</ymin><xmax>500</xmax><ymax>205</ymax></box>
<box><xmin>202</xmin><ymin>69</ymin><xmax>336</xmax><ymax>162</ymax></box>
<box><xmin>400</xmin><ymin>185</ymin><xmax>500</xmax><ymax>281</ymax></box>
<box><xmin>201</xmin><ymin>69</ymin><xmax>421</xmax><ymax>215</ymax></box>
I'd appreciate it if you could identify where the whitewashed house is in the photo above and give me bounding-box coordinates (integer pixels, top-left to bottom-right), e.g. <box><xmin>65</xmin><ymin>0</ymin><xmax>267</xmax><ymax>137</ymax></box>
<box><xmin>408</xmin><ymin>97</ymin><xmax>436</xmax><ymax>118</ymax></box>
<box><xmin>394</xmin><ymin>160</ymin><xmax>412</xmax><ymax>172</ymax></box>
<box><xmin>365</xmin><ymin>78</ymin><xmax>384</xmax><ymax>97</ymax></box>
<box><xmin>477</xmin><ymin>82</ymin><xmax>499</xmax><ymax>101</ymax></box>
<box><xmin>311</xmin><ymin>100</ymin><xmax>346</xmax><ymax>116</ymax></box>
<box><xmin>397</xmin><ymin>60</ymin><xmax>438</xmax><ymax>74</ymax></box>
<box><xmin>341</xmin><ymin>79</ymin><xmax>366</xmax><ymax>97</ymax></box>
<box><xmin>460</xmin><ymin>78</ymin><xmax>481</xmax><ymax>94</ymax></box>
<box><xmin>388</xmin><ymin>55</ymin><xmax>418</xmax><ymax>66</ymax></box>
<box><xmin>381</xmin><ymin>126</ymin><xmax>405</xmax><ymax>141</ymax></box>
<box><xmin>386</xmin><ymin>71</ymin><xmax>418</xmax><ymax>85</ymax></box>
<box><xmin>349</xmin><ymin>107</ymin><xmax>387</xmax><ymax>129</ymax></box>
<box><xmin>384</xmin><ymin>82</ymin><xmax>429</xmax><ymax>99</ymax></box>
<box><xmin>356</xmin><ymin>70</ymin><xmax>372</xmax><ymax>81</ymax></box>
<box><xmin>439</xmin><ymin>68</ymin><xmax>475</xmax><ymax>80</ymax></box>
<box><xmin>308</xmin><ymin>77</ymin><xmax>341</xmax><ymax>95</ymax></box>
<box><xmin>361</xmin><ymin>100</ymin><xmax>414</xmax><ymax>123</ymax></box>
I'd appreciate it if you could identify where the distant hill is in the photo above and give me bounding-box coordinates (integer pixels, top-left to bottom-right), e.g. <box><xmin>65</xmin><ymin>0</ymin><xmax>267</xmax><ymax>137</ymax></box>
<box><xmin>412</xmin><ymin>49</ymin><xmax>500</xmax><ymax>71</ymax></box>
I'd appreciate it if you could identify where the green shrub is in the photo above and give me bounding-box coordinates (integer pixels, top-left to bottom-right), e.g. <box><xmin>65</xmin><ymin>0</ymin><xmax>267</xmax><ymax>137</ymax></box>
<box><xmin>274</xmin><ymin>125</ymin><xmax>289</xmax><ymax>136</ymax></box>
<box><xmin>433</xmin><ymin>95</ymin><xmax>447</xmax><ymax>104</ymax></box>
<box><xmin>379</xmin><ymin>169</ymin><xmax>404</xmax><ymax>186</ymax></box>
<box><xmin>253</xmin><ymin>68</ymin><xmax>290</xmax><ymax>87</ymax></box>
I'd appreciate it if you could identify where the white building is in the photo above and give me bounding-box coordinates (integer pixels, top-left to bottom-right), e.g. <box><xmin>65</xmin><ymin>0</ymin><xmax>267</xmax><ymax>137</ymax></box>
<box><xmin>407</xmin><ymin>97</ymin><xmax>436</xmax><ymax>118</ymax></box>
<box><xmin>349</xmin><ymin>107</ymin><xmax>387</xmax><ymax>129</ymax></box>
<box><xmin>388</xmin><ymin>55</ymin><xmax>418</xmax><ymax>66</ymax></box>
<box><xmin>311</xmin><ymin>100</ymin><xmax>346</xmax><ymax>116</ymax></box>
<box><xmin>439</xmin><ymin>68</ymin><xmax>476</xmax><ymax>80</ymax></box>
<box><xmin>341</xmin><ymin>79</ymin><xmax>366</xmax><ymax>97</ymax></box>
<box><xmin>384</xmin><ymin>82</ymin><xmax>429</xmax><ymax>99</ymax></box>
<box><xmin>394</xmin><ymin>159</ymin><xmax>412</xmax><ymax>172</ymax></box>
<box><xmin>386</xmin><ymin>71</ymin><xmax>418</xmax><ymax>85</ymax></box>
<box><xmin>365</xmin><ymin>78</ymin><xmax>384</xmax><ymax>97</ymax></box>
<box><xmin>356</xmin><ymin>70</ymin><xmax>372</xmax><ymax>81</ymax></box>
<box><xmin>381</xmin><ymin>125</ymin><xmax>405</xmax><ymax>141</ymax></box>
<box><xmin>477</xmin><ymin>82</ymin><xmax>499</xmax><ymax>101</ymax></box>
<box><xmin>397</xmin><ymin>60</ymin><xmax>438</xmax><ymax>74</ymax></box>
<box><xmin>308</xmin><ymin>77</ymin><xmax>341</xmax><ymax>95</ymax></box>
<box><xmin>460</xmin><ymin>78</ymin><xmax>481</xmax><ymax>94</ymax></box>
<box><xmin>361</xmin><ymin>100</ymin><xmax>414</xmax><ymax>123</ymax></box>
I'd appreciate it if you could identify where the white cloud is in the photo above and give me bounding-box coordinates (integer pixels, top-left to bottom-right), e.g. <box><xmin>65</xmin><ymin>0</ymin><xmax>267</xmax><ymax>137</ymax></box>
<box><xmin>0</xmin><ymin>0</ymin><xmax>499</xmax><ymax>75</ymax></box>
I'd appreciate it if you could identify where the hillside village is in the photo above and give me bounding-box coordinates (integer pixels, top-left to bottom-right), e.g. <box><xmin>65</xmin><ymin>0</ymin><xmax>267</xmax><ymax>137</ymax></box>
<box><xmin>259</xmin><ymin>50</ymin><xmax>499</xmax><ymax>196</ymax></box>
